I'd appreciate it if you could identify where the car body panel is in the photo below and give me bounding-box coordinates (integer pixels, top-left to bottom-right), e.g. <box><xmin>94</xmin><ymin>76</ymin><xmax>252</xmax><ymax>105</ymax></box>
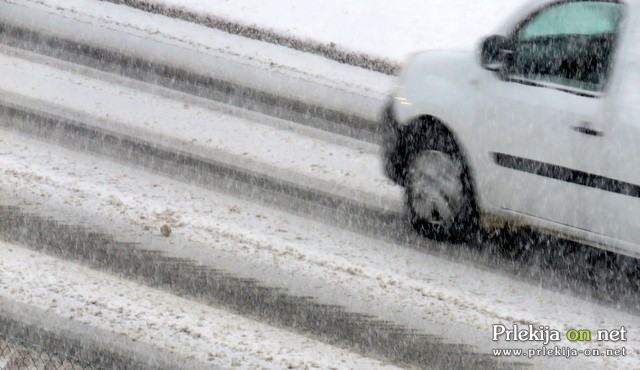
<box><xmin>589</xmin><ymin>12</ymin><xmax>640</xmax><ymax>247</ymax></box>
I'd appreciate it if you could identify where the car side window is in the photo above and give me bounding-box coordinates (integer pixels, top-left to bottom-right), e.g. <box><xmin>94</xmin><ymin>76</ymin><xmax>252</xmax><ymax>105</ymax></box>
<box><xmin>508</xmin><ymin>1</ymin><xmax>625</xmax><ymax>92</ymax></box>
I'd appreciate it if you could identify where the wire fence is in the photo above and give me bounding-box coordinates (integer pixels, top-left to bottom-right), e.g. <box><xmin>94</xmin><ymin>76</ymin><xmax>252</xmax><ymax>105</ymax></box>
<box><xmin>0</xmin><ymin>333</ymin><xmax>97</xmax><ymax>370</ymax></box>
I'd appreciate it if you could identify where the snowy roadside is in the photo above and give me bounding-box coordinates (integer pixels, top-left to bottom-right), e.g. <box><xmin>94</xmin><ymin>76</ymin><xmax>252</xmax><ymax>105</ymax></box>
<box><xmin>1</xmin><ymin>129</ymin><xmax>638</xmax><ymax>369</ymax></box>
<box><xmin>102</xmin><ymin>0</ymin><xmax>530</xmax><ymax>63</ymax></box>
<box><xmin>1</xmin><ymin>0</ymin><xmax>392</xmax><ymax>122</ymax></box>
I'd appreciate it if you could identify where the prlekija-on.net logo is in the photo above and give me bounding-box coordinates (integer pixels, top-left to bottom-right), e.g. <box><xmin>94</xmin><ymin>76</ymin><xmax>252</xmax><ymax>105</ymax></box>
<box><xmin>492</xmin><ymin>324</ymin><xmax>627</xmax><ymax>345</ymax></box>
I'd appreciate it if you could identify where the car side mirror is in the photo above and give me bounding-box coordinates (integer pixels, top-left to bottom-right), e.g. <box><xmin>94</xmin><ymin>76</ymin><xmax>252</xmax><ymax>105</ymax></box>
<box><xmin>480</xmin><ymin>35</ymin><xmax>513</xmax><ymax>72</ymax></box>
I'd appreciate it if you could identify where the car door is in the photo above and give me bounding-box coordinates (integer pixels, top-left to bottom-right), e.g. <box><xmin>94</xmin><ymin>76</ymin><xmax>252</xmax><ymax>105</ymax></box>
<box><xmin>583</xmin><ymin>14</ymin><xmax>640</xmax><ymax>253</ymax></box>
<box><xmin>478</xmin><ymin>0</ymin><xmax>626</xmax><ymax>232</ymax></box>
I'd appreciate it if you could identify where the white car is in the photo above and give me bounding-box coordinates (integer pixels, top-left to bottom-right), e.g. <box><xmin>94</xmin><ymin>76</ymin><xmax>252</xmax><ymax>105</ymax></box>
<box><xmin>383</xmin><ymin>0</ymin><xmax>640</xmax><ymax>259</ymax></box>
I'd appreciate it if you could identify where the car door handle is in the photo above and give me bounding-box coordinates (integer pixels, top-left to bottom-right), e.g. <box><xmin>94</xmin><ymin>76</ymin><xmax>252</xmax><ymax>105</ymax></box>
<box><xmin>572</xmin><ymin>122</ymin><xmax>604</xmax><ymax>137</ymax></box>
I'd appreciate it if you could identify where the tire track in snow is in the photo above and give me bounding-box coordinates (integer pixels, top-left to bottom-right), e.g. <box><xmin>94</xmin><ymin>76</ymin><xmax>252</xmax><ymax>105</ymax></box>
<box><xmin>0</xmin><ymin>205</ymin><xmax>517</xmax><ymax>370</ymax></box>
<box><xmin>0</xmin><ymin>94</ymin><xmax>401</xmax><ymax>230</ymax></box>
<box><xmin>0</xmin><ymin>296</ymin><xmax>213</xmax><ymax>370</ymax></box>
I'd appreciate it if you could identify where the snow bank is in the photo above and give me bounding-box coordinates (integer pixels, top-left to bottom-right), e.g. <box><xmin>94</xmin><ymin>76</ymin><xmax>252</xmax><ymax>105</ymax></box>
<box><xmin>104</xmin><ymin>0</ymin><xmax>530</xmax><ymax>67</ymax></box>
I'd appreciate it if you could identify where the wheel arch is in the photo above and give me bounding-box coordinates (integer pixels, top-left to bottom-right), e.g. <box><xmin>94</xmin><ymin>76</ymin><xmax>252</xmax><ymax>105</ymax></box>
<box><xmin>399</xmin><ymin>114</ymin><xmax>480</xmax><ymax>214</ymax></box>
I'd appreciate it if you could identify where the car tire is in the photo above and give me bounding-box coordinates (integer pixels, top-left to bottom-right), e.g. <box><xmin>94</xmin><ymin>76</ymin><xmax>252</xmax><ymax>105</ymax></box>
<box><xmin>405</xmin><ymin>132</ymin><xmax>477</xmax><ymax>242</ymax></box>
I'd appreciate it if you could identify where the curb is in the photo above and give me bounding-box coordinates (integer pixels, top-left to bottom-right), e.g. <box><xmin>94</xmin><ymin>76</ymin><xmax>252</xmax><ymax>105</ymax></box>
<box><xmin>100</xmin><ymin>0</ymin><xmax>401</xmax><ymax>76</ymax></box>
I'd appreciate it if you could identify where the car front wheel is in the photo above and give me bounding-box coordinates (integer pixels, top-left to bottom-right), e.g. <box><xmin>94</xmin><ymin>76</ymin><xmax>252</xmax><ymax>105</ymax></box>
<box><xmin>406</xmin><ymin>147</ymin><xmax>476</xmax><ymax>241</ymax></box>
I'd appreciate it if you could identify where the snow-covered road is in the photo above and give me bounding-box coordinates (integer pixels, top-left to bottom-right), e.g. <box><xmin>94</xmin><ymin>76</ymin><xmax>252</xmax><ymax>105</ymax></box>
<box><xmin>1</xmin><ymin>0</ymin><xmax>639</xmax><ymax>368</ymax></box>
<box><xmin>1</xmin><ymin>113</ymin><xmax>638</xmax><ymax>368</ymax></box>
